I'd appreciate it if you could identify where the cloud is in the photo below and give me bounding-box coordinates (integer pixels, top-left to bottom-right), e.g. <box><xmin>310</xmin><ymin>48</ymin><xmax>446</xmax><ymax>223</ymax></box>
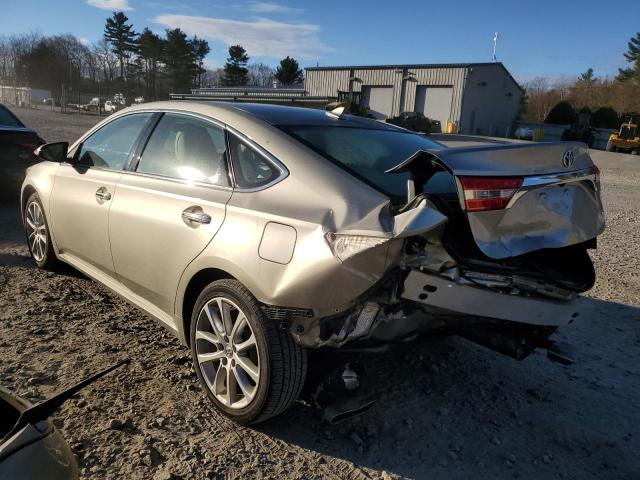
<box><xmin>87</xmin><ymin>0</ymin><xmax>134</xmax><ymax>11</ymax></box>
<box><xmin>245</xmin><ymin>2</ymin><xmax>302</xmax><ymax>14</ymax></box>
<box><xmin>153</xmin><ymin>14</ymin><xmax>331</xmax><ymax>60</ymax></box>
<box><xmin>79</xmin><ymin>37</ymin><xmax>91</xmax><ymax>45</ymax></box>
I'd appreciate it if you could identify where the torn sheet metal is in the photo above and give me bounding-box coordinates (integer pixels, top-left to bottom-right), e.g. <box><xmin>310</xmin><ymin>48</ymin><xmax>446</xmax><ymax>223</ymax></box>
<box><xmin>330</xmin><ymin>198</ymin><xmax>448</xmax><ymax>240</ymax></box>
<box><xmin>466</xmin><ymin>180</ymin><xmax>605</xmax><ymax>259</ymax></box>
<box><xmin>386</xmin><ymin>142</ymin><xmax>604</xmax><ymax>259</ymax></box>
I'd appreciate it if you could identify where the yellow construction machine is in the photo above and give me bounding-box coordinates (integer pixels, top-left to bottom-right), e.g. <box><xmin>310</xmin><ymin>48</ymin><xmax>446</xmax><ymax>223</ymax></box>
<box><xmin>606</xmin><ymin>116</ymin><xmax>640</xmax><ymax>154</ymax></box>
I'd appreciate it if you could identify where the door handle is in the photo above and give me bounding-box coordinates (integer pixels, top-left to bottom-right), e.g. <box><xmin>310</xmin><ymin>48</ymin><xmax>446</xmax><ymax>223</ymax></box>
<box><xmin>182</xmin><ymin>209</ymin><xmax>211</xmax><ymax>225</ymax></box>
<box><xmin>95</xmin><ymin>188</ymin><xmax>112</xmax><ymax>202</ymax></box>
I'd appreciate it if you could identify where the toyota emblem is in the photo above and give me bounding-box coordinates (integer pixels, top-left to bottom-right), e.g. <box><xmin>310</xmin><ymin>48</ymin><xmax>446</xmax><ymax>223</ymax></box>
<box><xmin>562</xmin><ymin>150</ymin><xmax>575</xmax><ymax>168</ymax></box>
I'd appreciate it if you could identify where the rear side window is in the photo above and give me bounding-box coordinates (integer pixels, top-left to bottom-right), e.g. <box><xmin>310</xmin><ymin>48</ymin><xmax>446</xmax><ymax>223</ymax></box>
<box><xmin>136</xmin><ymin>113</ymin><xmax>230</xmax><ymax>187</ymax></box>
<box><xmin>0</xmin><ymin>105</ymin><xmax>24</xmax><ymax>127</ymax></box>
<box><xmin>77</xmin><ymin>113</ymin><xmax>152</xmax><ymax>170</ymax></box>
<box><xmin>228</xmin><ymin>134</ymin><xmax>279</xmax><ymax>189</ymax></box>
<box><xmin>280</xmin><ymin>125</ymin><xmax>442</xmax><ymax>203</ymax></box>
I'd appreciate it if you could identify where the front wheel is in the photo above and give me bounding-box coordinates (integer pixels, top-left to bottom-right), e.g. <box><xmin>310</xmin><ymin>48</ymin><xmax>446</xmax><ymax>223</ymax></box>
<box><xmin>24</xmin><ymin>193</ymin><xmax>58</xmax><ymax>269</ymax></box>
<box><xmin>190</xmin><ymin>279</ymin><xmax>307</xmax><ymax>424</ymax></box>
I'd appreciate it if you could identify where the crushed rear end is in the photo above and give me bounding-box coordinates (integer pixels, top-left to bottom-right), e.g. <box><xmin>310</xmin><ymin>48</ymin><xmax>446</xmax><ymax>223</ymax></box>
<box><xmin>291</xmin><ymin>141</ymin><xmax>604</xmax><ymax>361</ymax></box>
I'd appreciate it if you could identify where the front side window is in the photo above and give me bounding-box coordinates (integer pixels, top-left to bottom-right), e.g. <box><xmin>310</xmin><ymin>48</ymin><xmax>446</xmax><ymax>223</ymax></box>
<box><xmin>137</xmin><ymin>113</ymin><xmax>229</xmax><ymax>187</ymax></box>
<box><xmin>76</xmin><ymin>113</ymin><xmax>152</xmax><ymax>169</ymax></box>
<box><xmin>228</xmin><ymin>134</ymin><xmax>279</xmax><ymax>189</ymax></box>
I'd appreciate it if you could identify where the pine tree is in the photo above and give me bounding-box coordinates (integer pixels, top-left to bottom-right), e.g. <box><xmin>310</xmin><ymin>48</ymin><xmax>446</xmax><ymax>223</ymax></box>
<box><xmin>138</xmin><ymin>28</ymin><xmax>164</xmax><ymax>99</ymax></box>
<box><xmin>163</xmin><ymin>28</ymin><xmax>196</xmax><ymax>93</ymax></box>
<box><xmin>618</xmin><ymin>32</ymin><xmax>640</xmax><ymax>82</ymax></box>
<box><xmin>274</xmin><ymin>56</ymin><xmax>303</xmax><ymax>86</ymax></box>
<box><xmin>578</xmin><ymin>68</ymin><xmax>596</xmax><ymax>85</ymax></box>
<box><xmin>103</xmin><ymin>11</ymin><xmax>137</xmax><ymax>81</ymax></box>
<box><xmin>190</xmin><ymin>36</ymin><xmax>210</xmax><ymax>88</ymax></box>
<box><xmin>222</xmin><ymin>45</ymin><xmax>249</xmax><ymax>86</ymax></box>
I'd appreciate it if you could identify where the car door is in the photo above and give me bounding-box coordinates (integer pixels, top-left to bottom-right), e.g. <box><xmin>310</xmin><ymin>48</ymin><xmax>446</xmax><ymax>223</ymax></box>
<box><xmin>109</xmin><ymin>112</ymin><xmax>232</xmax><ymax>316</ymax></box>
<box><xmin>49</xmin><ymin>112</ymin><xmax>154</xmax><ymax>275</ymax></box>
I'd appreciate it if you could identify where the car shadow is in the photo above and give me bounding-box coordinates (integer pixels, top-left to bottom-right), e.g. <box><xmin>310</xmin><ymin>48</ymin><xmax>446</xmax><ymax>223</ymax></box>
<box><xmin>258</xmin><ymin>297</ymin><xmax>640</xmax><ymax>478</ymax></box>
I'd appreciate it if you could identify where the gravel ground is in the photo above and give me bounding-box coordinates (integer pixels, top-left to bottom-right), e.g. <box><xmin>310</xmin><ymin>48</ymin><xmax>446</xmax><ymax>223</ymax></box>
<box><xmin>1</xmin><ymin>107</ymin><xmax>639</xmax><ymax>479</ymax></box>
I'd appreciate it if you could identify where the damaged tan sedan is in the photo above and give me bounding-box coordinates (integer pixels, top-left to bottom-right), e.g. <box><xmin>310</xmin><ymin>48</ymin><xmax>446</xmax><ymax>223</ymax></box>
<box><xmin>21</xmin><ymin>102</ymin><xmax>605</xmax><ymax>424</ymax></box>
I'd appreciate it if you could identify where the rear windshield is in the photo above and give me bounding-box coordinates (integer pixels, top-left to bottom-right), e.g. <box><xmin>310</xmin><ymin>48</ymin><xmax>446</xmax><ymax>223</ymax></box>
<box><xmin>279</xmin><ymin>125</ymin><xmax>443</xmax><ymax>203</ymax></box>
<box><xmin>0</xmin><ymin>106</ymin><xmax>24</xmax><ymax>128</ymax></box>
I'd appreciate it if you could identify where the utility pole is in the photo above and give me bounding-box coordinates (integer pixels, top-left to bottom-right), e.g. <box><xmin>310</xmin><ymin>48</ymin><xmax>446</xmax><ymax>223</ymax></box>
<box><xmin>492</xmin><ymin>32</ymin><xmax>499</xmax><ymax>62</ymax></box>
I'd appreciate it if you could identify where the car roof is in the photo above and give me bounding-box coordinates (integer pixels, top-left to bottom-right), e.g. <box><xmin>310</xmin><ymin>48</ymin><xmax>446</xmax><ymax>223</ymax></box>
<box><xmin>124</xmin><ymin>100</ymin><xmax>407</xmax><ymax>133</ymax></box>
<box><xmin>191</xmin><ymin>101</ymin><xmax>403</xmax><ymax>130</ymax></box>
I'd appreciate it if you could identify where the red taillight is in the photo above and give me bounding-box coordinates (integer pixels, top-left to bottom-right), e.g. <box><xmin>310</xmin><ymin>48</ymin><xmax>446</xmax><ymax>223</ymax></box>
<box><xmin>459</xmin><ymin>176</ymin><xmax>523</xmax><ymax>211</ymax></box>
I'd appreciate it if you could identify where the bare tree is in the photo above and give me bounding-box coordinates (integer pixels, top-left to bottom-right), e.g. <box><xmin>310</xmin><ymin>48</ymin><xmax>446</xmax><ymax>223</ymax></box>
<box><xmin>201</xmin><ymin>68</ymin><xmax>224</xmax><ymax>88</ymax></box>
<box><xmin>248</xmin><ymin>63</ymin><xmax>275</xmax><ymax>87</ymax></box>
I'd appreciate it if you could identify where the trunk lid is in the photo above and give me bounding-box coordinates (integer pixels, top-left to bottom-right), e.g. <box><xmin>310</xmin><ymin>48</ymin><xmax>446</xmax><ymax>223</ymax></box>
<box><xmin>388</xmin><ymin>141</ymin><xmax>605</xmax><ymax>259</ymax></box>
<box><xmin>425</xmin><ymin>141</ymin><xmax>594</xmax><ymax>176</ymax></box>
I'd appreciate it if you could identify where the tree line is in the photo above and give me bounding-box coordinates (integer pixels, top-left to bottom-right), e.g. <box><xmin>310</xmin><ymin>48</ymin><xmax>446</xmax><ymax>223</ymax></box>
<box><xmin>0</xmin><ymin>11</ymin><xmax>305</xmax><ymax>104</ymax></box>
<box><xmin>521</xmin><ymin>32</ymin><xmax>640</xmax><ymax>128</ymax></box>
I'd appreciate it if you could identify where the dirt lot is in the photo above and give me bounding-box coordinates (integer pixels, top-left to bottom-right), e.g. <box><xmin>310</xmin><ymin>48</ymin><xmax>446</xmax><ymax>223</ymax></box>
<box><xmin>1</xmin><ymin>107</ymin><xmax>639</xmax><ymax>479</ymax></box>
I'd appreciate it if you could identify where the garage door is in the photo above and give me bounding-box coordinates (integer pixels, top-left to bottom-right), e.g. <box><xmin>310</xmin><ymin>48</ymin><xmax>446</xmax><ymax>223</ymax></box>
<box><xmin>415</xmin><ymin>86</ymin><xmax>453</xmax><ymax>126</ymax></box>
<box><xmin>362</xmin><ymin>86</ymin><xmax>394</xmax><ymax>120</ymax></box>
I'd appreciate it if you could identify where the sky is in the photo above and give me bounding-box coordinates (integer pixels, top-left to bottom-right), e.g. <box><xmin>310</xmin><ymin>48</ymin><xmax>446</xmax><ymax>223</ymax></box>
<box><xmin>1</xmin><ymin>0</ymin><xmax>639</xmax><ymax>83</ymax></box>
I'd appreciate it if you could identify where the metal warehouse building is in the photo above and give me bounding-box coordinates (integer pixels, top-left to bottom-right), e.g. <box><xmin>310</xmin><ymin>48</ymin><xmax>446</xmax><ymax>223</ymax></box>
<box><xmin>305</xmin><ymin>62</ymin><xmax>523</xmax><ymax>136</ymax></box>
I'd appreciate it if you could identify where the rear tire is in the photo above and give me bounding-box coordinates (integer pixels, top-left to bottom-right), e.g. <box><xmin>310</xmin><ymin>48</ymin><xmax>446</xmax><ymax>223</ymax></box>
<box><xmin>24</xmin><ymin>193</ymin><xmax>58</xmax><ymax>270</ymax></box>
<box><xmin>605</xmin><ymin>141</ymin><xmax>615</xmax><ymax>152</ymax></box>
<box><xmin>190</xmin><ymin>279</ymin><xmax>307</xmax><ymax>424</ymax></box>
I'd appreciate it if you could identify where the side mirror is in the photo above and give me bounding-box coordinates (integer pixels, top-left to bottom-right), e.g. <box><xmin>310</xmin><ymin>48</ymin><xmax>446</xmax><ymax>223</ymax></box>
<box><xmin>34</xmin><ymin>142</ymin><xmax>69</xmax><ymax>162</ymax></box>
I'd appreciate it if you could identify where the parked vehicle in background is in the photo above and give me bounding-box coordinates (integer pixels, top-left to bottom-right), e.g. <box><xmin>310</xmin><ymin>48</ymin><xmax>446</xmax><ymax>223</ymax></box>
<box><xmin>606</xmin><ymin>117</ymin><xmax>640</xmax><ymax>154</ymax></box>
<box><xmin>514</xmin><ymin>126</ymin><xmax>534</xmax><ymax>140</ymax></box>
<box><xmin>0</xmin><ymin>104</ymin><xmax>44</xmax><ymax>201</ymax></box>
<box><xmin>21</xmin><ymin>102</ymin><xmax>604</xmax><ymax>425</ymax></box>
<box><xmin>104</xmin><ymin>100</ymin><xmax>119</xmax><ymax>114</ymax></box>
<box><xmin>386</xmin><ymin>111</ymin><xmax>441</xmax><ymax>133</ymax></box>
<box><xmin>42</xmin><ymin>98</ymin><xmax>61</xmax><ymax>107</ymax></box>
<box><xmin>134</xmin><ymin>96</ymin><xmax>145</xmax><ymax>104</ymax></box>
<box><xmin>82</xmin><ymin>97</ymin><xmax>105</xmax><ymax>112</ymax></box>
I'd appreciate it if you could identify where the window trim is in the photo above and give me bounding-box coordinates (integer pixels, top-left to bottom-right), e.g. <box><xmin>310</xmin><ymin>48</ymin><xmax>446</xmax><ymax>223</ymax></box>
<box><xmin>63</xmin><ymin>108</ymin><xmax>289</xmax><ymax>192</ymax></box>
<box><xmin>226</xmin><ymin>127</ymin><xmax>289</xmax><ymax>193</ymax></box>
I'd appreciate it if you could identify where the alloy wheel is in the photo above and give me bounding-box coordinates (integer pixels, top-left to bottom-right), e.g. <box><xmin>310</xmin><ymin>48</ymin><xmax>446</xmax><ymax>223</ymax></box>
<box><xmin>25</xmin><ymin>201</ymin><xmax>47</xmax><ymax>262</ymax></box>
<box><xmin>194</xmin><ymin>296</ymin><xmax>260</xmax><ymax>409</ymax></box>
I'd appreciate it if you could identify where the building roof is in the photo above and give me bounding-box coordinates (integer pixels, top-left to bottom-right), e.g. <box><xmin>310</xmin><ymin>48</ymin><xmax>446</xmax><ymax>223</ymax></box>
<box><xmin>305</xmin><ymin>62</ymin><xmax>503</xmax><ymax>71</ymax></box>
<box><xmin>305</xmin><ymin>62</ymin><xmax>523</xmax><ymax>91</ymax></box>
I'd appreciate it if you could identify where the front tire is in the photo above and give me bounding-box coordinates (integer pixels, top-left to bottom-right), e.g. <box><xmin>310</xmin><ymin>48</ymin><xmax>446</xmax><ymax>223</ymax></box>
<box><xmin>24</xmin><ymin>193</ymin><xmax>58</xmax><ymax>269</ymax></box>
<box><xmin>190</xmin><ymin>279</ymin><xmax>307</xmax><ymax>424</ymax></box>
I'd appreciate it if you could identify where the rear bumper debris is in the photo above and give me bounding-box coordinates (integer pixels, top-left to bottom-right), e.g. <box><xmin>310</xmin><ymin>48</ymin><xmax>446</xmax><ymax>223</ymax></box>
<box><xmin>401</xmin><ymin>269</ymin><xmax>583</xmax><ymax>327</ymax></box>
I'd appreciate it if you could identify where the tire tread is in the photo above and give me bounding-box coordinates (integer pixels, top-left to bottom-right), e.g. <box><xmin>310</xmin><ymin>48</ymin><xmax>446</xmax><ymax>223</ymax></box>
<box><xmin>192</xmin><ymin>279</ymin><xmax>307</xmax><ymax>424</ymax></box>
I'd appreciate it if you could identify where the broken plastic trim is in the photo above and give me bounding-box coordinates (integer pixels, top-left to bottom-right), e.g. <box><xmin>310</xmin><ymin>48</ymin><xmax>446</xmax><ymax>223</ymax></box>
<box><xmin>2</xmin><ymin>359</ymin><xmax>130</xmax><ymax>443</ymax></box>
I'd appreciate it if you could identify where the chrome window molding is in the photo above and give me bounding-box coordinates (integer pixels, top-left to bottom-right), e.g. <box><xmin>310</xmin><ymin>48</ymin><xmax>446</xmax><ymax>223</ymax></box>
<box><xmin>59</xmin><ymin>162</ymin><xmax>125</xmax><ymax>175</ymax></box>
<box><xmin>119</xmin><ymin>169</ymin><xmax>233</xmax><ymax>192</ymax></box>
<box><xmin>64</xmin><ymin>108</ymin><xmax>289</xmax><ymax>193</ymax></box>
